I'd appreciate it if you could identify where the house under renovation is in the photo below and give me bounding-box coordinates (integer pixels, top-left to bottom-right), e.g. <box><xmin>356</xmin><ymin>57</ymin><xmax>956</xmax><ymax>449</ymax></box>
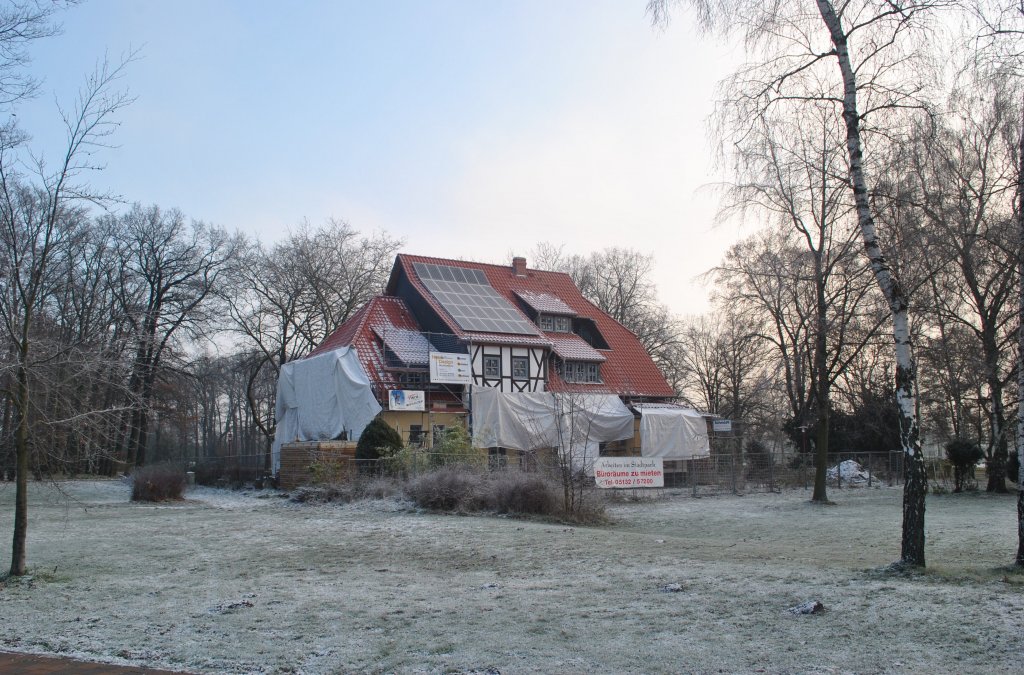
<box><xmin>272</xmin><ymin>254</ymin><xmax>709</xmax><ymax>477</ymax></box>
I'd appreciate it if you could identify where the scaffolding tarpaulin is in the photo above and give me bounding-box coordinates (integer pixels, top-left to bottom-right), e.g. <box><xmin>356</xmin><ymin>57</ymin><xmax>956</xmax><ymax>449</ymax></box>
<box><xmin>555</xmin><ymin>394</ymin><xmax>635</xmax><ymax>475</ymax></box>
<box><xmin>272</xmin><ymin>347</ymin><xmax>382</xmax><ymax>471</ymax></box>
<box><xmin>636</xmin><ymin>405</ymin><xmax>710</xmax><ymax>459</ymax></box>
<box><xmin>470</xmin><ymin>388</ymin><xmax>559</xmax><ymax>451</ymax></box>
<box><xmin>470</xmin><ymin>388</ymin><xmax>634</xmax><ymax>473</ymax></box>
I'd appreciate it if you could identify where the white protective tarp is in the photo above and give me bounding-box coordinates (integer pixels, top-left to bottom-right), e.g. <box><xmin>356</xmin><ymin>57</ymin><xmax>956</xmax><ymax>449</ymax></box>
<box><xmin>470</xmin><ymin>388</ymin><xmax>634</xmax><ymax>473</ymax></box>
<box><xmin>637</xmin><ymin>405</ymin><xmax>710</xmax><ymax>459</ymax></box>
<box><xmin>470</xmin><ymin>388</ymin><xmax>559</xmax><ymax>450</ymax></box>
<box><xmin>271</xmin><ymin>348</ymin><xmax>382</xmax><ymax>471</ymax></box>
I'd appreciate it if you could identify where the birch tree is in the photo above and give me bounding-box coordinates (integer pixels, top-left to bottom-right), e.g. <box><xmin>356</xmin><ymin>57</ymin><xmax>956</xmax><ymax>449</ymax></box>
<box><xmin>650</xmin><ymin>0</ymin><xmax>947</xmax><ymax>566</ymax></box>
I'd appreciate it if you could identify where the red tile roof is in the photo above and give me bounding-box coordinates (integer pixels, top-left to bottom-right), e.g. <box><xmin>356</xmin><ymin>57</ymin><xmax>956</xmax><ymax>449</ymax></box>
<box><xmin>547</xmin><ymin>333</ymin><xmax>606</xmax><ymax>362</ymax></box>
<box><xmin>307</xmin><ymin>296</ymin><xmax>436</xmax><ymax>394</ymax></box>
<box><xmin>390</xmin><ymin>254</ymin><xmax>674</xmax><ymax>398</ymax></box>
<box><xmin>515</xmin><ymin>290</ymin><xmax>576</xmax><ymax>316</ymax></box>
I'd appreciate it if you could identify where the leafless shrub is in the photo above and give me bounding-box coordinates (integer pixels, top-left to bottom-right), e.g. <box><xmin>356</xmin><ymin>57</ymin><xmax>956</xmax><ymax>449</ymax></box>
<box><xmin>405</xmin><ymin>466</ymin><xmax>484</xmax><ymax>512</ymax></box>
<box><xmin>406</xmin><ymin>467</ymin><xmax>607</xmax><ymax>523</ymax></box>
<box><xmin>131</xmin><ymin>463</ymin><xmax>186</xmax><ymax>502</ymax></box>
<box><xmin>289</xmin><ymin>476</ymin><xmax>401</xmax><ymax>504</ymax></box>
<box><xmin>486</xmin><ymin>472</ymin><xmax>559</xmax><ymax>515</ymax></box>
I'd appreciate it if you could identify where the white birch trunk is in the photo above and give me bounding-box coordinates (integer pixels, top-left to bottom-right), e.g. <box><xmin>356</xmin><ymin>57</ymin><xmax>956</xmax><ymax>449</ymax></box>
<box><xmin>1016</xmin><ymin>94</ymin><xmax>1024</xmax><ymax>567</ymax></box>
<box><xmin>815</xmin><ymin>0</ymin><xmax>926</xmax><ymax>566</ymax></box>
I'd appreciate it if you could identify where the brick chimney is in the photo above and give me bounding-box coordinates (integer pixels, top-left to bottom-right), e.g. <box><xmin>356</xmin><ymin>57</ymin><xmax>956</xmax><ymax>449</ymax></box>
<box><xmin>512</xmin><ymin>256</ymin><xmax>527</xmax><ymax>277</ymax></box>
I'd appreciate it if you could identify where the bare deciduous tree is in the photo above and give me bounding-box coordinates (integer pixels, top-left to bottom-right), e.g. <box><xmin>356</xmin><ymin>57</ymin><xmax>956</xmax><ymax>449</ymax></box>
<box><xmin>1</xmin><ymin>50</ymin><xmax>134</xmax><ymax>575</ymax></box>
<box><xmin>227</xmin><ymin>220</ymin><xmax>402</xmax><ymax>453</ymax></box>
<box><xmin>111</xmin><ymin>204</ymin><xmax>240</xmax><ymax>468</ymax></box>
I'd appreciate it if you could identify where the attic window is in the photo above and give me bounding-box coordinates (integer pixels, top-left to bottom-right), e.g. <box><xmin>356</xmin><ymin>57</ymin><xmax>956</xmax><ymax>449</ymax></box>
<box><xmin>562</xmin><ymin>360</ymin><xmax>602</xmax><ymax>383</ymax></box>
<box><xmin>539</xmin><ymin>314</ymin><xmax>572</xmax><ymax>333</ymax></box>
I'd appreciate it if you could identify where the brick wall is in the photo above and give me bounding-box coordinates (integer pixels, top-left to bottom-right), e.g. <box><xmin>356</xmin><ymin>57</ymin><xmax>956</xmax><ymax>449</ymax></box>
<box><xmin>279</xmin><ymin>441</ymin><xmax>357</xmax><ymax>490</ymax></box>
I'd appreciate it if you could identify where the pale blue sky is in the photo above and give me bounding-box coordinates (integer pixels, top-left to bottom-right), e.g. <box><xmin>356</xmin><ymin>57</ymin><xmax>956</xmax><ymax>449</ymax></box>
<box><xmin>21</xmin><ymin>1</ymin><xmax>745</xmax><ymax>314</ymax></box>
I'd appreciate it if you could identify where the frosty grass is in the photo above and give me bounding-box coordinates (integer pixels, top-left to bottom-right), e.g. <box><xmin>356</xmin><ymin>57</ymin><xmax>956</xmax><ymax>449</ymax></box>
<box><xmin>0</xmin><ymin>479</ymin><xmax>1021</xmax><ymax>674</ymax></box>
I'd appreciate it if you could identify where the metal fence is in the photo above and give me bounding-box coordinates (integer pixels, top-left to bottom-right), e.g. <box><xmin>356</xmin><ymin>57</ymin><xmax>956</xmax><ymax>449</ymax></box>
<box><xmin>661</xmin><ymin>449</ymin><xmax>906</xmax><ymax>497</ymax></box>
<box><xmin>271</xmin><ymin>445</ymin><xmax>911</xmax><ymax>497</ymax></box>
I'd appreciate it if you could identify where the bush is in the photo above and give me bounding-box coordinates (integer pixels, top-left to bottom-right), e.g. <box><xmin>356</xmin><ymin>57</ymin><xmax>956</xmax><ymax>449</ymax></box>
<box><xmin>745</xmin><ymin>439</ymin><xmax>773</xmax><ymax>480</ymax></box>
<box><xmin>405</xmin><ymin>466</ymin><xmax>483</xmax><ymax>511</ymax></box>
<box><xmin>131</xmin><ymin>463</ymin><xmax>187</xmax><ymax>502</ymax></box>
<box><xmin>405</xmin><ymin>467</ymin><xmax>602</xmax><ymax>523</ymax></box>
<box><xmin>193</xmin><ymin>458</ymin><xmax>224</xmax><ymax>486</ymax></box>
<box><xmin>486</xmin><ymin>472</ymin><xmax>559</xmax><ymax>515</ymax></box>
<box><xmin>356</xmin><ymin>417</ymin><xmax>404</xmax><ymax>467</ymax></box>
<box><xmin>290</xmin><ymin>476</ymin><xmax>400</xmax><ymax>504</ymax></box>
<box><xmin>945</xmin><ymin>439</ymin><xmax>984</xmax><ymax>493</ymax></box>
<box><xmin>432</xmin><ymin>423</ymin><xmax>478</xmax><ymax>468</ymax></box>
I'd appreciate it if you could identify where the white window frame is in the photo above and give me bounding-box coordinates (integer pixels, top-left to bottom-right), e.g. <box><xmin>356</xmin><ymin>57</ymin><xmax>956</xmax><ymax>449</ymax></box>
<box><xmin>512</xmin><ymin>355</ymin><xmax>529</xmax><ymax>380</ymax></box>
<box><xmin>483</xmin><ymin>354</ymin><xmax>501</xmax><ymax>379</ymax></box>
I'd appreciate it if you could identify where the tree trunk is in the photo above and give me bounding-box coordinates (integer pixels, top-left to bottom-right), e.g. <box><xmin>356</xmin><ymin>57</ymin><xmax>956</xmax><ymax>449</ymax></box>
<box><xmin>1016</xmin><ymin>95</ymin><xmax>1024</xmax><ymax>567</ymax></box>
<box><xmin>10</xmin><ymin>351</ymin><xmax>30</xmax><ymax>576</ymax></box>
<box><xmin>985</xmin><ymin>378</ymin><xmax>1008</xmax><ymax>493</ymax></box>
<box><xmin>816</xmin><ymin>0</ymin><xmax>925</xmax><ymax>566</ymax></box>
<box><xmin>812</xmin><ymin>254</ymin><xmax>830</xmax><ymax>502</ymax></box>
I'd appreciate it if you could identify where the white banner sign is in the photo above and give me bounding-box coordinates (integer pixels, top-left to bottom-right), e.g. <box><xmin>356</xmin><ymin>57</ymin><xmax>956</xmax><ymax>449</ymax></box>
<box><xmin>388</xmin><ymin>389</ymin><xmax>425</xmax><ymax>411</ymax></box>
<box><xmin>429</xmin><ymin>352</ymin><xmax>472</xmax><ymax>384</ymax></box>
<box><xmin>594</xmin><ymin>457</ymin><xmax>664</xmax><ymax>488</ymax></box>
<box><xmin>713</xmin><ymin>419</ymin><xmax>732</xmax><ymax>433</ymax></box>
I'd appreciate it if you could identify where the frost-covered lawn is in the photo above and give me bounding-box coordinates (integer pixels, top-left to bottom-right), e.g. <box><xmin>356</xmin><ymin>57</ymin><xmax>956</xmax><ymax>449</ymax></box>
<box><xmin>0</xmin><ymin>479</ymin><xmax>1021</xmax><ymax>674</ymax></box>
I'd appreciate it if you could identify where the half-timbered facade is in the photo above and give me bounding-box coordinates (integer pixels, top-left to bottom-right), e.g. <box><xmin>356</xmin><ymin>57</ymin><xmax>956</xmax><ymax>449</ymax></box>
<box><xmin>470</xmin><ymin>343</ymin><xmax>547</xmax><ymax>392</ymax></box>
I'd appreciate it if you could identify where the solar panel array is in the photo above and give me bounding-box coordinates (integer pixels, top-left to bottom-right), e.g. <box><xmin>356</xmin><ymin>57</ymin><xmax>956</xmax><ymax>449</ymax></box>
<box><xmin>414</xmin><ymin>262</ymin><xmax>539</xmax><ymax>335</ymax></box>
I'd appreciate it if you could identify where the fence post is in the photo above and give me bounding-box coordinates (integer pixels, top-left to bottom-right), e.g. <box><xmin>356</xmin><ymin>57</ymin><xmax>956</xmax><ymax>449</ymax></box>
<box><xmin>768</xmin><ymin>450</ymin><xmax>775</xmax><ymax>492</ymax></box>
<box><xmin>731</xmin><ymin>449</ymin><xmax>738</xmax><ymax>495</ymax></box>
<box><xmin>691</xmin><ymin>458</ymin><xmax>698</xmax><ymax>497</ymax></box>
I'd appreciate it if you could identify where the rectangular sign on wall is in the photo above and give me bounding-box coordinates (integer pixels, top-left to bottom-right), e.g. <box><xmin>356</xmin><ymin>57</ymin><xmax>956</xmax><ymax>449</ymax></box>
<box><xmin>429</xmin><ymin>352</ymin><xmax>472</xmax><ymax>384</ymax></box>
<box><xmin>594</xmin><ymin>457</ymin><xmax>664</xmax><ymax>488</ymax></box>
<box><xmin>713</xmin><ymin>419</ymin><xmax>732</xmax><ymax>433</ymax></box>
<box><xmin>388</xmin><ymin>390</ymin><xmax>425</xmax><ymax>411</ymax></box>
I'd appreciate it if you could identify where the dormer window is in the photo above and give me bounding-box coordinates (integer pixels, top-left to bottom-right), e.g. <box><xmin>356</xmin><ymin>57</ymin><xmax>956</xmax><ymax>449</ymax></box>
<box><xmin>539</xmin><ymin>314</ymin><xmax>572</xmax><ymax>333</ymax></box>
<box><xmin>562</xmin><ymin>360</ymin><xmax>602</xmax><ymax>383</ymax></box>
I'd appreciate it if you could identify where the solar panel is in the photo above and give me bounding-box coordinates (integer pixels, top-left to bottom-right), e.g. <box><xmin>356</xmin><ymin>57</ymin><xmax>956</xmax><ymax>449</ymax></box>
<box><xmin>413</xmin><ymin>262</ymin><xmax>539</xmax><ymax>335</ymax></box>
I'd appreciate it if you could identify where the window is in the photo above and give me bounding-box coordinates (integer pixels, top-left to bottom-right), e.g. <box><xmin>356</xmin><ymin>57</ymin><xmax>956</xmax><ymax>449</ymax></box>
<box><xmin>562</xmin><ymin>360</ymin><xmax>601</xmax><ymax>383</ymax></box>
<box><xmin>409</xmin><ymin>425</ymin><xmax>423</xmax><ymax>445</ymax></box>
<box><xmin>538</xmin><ymin>314</ymin><xmax>572</xmax><ymax>333</ymax></box>
<box><xmin>398</xmin><ymin>371</ymin><xmax>424</xmax><ymax>385</ymax></box>
<box><xmin>488</xmin><ymin>446</ymin><xmax>507</xmax><ymax>470</ymax></box>
<box><xmin>512</xmin><ymin>356</ymin><xmax>529</xmax><ymax>380</ymax></box>
<box><xmin>483</xmin><ymin>355</ymin><xmax>501</xmax><ymax>379</ymax></box>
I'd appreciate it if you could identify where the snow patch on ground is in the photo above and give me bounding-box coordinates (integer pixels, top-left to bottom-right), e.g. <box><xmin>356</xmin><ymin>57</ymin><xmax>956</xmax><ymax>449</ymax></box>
<box><xmin>827</xmin><ymin>459</ymin><xmax>870</xmax><ymax>484</ymax></box>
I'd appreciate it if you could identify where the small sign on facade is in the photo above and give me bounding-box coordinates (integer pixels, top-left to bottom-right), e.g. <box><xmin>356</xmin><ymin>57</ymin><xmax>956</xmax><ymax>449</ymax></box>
<box><xmin>594</xmin><ymin>457</ymin><xmax>664</xmax><ymax>488</ymax></box>
<box><xmin>712</xmin><ymin>419</ymin><xmax>732</xmax><ymax>433</ymax></box>
<box><xmin>429</xmin><ymin>352</ymin><xmax>472</xmax><ymax>384</ymax></box>
<box><xmin>388</xmin><ymin>389</ymin><xmax>425</xmax><ymax>411</ymax></box>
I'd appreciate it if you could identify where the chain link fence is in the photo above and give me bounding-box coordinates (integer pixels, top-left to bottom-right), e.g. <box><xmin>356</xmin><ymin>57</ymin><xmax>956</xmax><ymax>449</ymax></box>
<box><xmin>267</xmin><ymin>442</ymin><xmax>911</xmax><ymax>497</ymax></box>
